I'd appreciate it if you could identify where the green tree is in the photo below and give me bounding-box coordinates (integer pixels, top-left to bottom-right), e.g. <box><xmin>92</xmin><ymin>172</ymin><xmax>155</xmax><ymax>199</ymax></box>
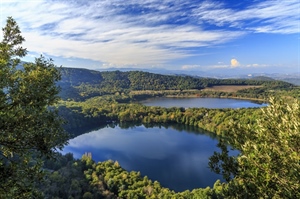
<box><xmin>0</xmin><ymin>17</ymin><xmax>69</xmax><ymax>198</ymax></box>
<box><xmin>209</xmin><ymin>97</ymin><xmax>300</xmax><ymax>198</ymax></box>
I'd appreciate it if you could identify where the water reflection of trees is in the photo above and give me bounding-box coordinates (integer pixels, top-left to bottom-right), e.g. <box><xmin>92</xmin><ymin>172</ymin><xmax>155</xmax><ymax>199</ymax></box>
<box><xmin>68</xmin><ymin>119</ymin><xmax>220</xmax><ymax>140</ymax></box>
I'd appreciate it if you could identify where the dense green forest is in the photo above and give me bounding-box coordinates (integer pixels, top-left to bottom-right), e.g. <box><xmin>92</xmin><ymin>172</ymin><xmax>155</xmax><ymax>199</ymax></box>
<box><xmin>46</xmin><ymin>97</ymin><xmax>300</xmax><ymax>199</ymax></box>
<box><xmin>1</xmin><ymin>17</ymin><xmax>299</xmax><ymax>198</ymax></box>
<box><xmin>58</xmin><ymin>68</ymin><xmax>296</xmax><ymax>101</ymax></box>
<box><xmin>58</xmin><ymin>95</ymin><xmax>262</xmax><ymax>136</ymax></box>
<box><xmin>40</xmin><ymin>153</ymin><xmax>223</xmax><ymax>198</ymax></box>
<box><xmin>4</xmin><ymin>58</ymin><xmax>300</xmax><ymax>198</ymax></box>
<box><xmin>53</xmin><ymin>67</ymin><xmax>299</xmax><ymax>198</ymax></box>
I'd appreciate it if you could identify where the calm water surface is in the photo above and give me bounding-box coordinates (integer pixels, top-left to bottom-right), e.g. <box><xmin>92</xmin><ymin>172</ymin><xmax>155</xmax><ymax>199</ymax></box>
<box><xmin>140</xmin><ymin>97</ymin><xmax>267</xmax><ymax>109</ymax></box>
<box><xmin>63</xmin><ymin>98</ymin><xmax>258</xmax><ymax>191</ymax></box>
<box><xmin>63</xmin><ymin>124</ymin><xmax>237</xmax><ymax>192</ymax></box>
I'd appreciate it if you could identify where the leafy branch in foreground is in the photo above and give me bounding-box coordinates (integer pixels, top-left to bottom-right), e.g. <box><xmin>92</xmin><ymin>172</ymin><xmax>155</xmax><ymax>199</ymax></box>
<box><xmin>209</xmin><ymin>97</ymin><xmax>300</xmax><ymax>198</ymax></box>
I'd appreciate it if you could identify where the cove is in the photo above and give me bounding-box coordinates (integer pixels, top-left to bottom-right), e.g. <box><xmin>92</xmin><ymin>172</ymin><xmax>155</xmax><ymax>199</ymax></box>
<box><xmin>62</xmin><ymin>124</ymin><xmax>237</xmax><ymax>192</ymax></box>
<box><xmin>140</xmin><ymin>97</ymin><xmax>267</xmax><ymax>109</ymax></box>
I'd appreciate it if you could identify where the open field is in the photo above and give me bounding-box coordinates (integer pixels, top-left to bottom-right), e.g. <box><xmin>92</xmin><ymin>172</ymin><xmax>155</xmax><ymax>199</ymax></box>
<box><xmin>130</xmin><ymin>86</ymin><xmax>261</xmax><ymax>95</ymax></box>
<box><xmin>202</xmin><ymin>85</ymin><xmax>262</xmax><ymax>92</ymax></box>
<box><xmin>130</xmin><ymin>89</ymin><xmax>199</xmax><ymax>95</ymax></box>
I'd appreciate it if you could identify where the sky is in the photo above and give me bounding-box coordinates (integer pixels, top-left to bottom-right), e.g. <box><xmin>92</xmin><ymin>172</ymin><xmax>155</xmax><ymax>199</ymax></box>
<box><xmin>1</xmin><ymin>0</ymin><xmax>299</xmax><ymax>75</ymax></box>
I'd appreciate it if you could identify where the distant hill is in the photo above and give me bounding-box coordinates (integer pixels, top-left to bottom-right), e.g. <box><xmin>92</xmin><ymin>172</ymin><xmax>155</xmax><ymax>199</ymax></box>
<box><xmin>59</xmin><ymin>67</ymin><xmax>103</xmax><ymax>86</ymax></box>
<box><xmin>279</xmin><ymin>78</ymin><xmax>300</xmax><ymax>86</ymax></box>
<box><xmin>97</xmin><ymin>67</ymin><xmax>300</xmax><ymax>85</ymax></box>
<box><xmin>57</xmin><ymin>67</ymin><xmax>294</xmax><ymax>101</ymax></box>
<box><xmin>250</xmin><ymin>76</ymin><xmax>275</xmax><ymax>81</ymax></box>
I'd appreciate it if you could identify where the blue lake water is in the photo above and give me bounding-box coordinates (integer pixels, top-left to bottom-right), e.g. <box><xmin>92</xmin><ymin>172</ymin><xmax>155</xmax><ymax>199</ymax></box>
<box><xmin>63</xmin><ymin>124</ymin><xmax>237</xmax><ymax>192</ymax></box>
<box><xmin>140</xmin><ymin>97</ymin><xmax>267</xmax><ymax>109</ymax></box>
<box><xmin>62</xmin><ymin>98</ymin><xmax>262</xmax><ymax>192</ymax></box>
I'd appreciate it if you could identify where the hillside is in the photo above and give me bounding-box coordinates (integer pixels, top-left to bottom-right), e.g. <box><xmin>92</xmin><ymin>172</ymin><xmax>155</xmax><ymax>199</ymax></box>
<box><xmin>57</xmin><ymin>68</ymin><xmax>294</xmax><ymax>101</ymax></box>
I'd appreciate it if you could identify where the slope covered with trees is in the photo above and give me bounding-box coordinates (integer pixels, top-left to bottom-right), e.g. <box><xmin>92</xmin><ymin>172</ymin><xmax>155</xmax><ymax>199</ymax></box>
<box><xmin>58</xmin><ymin>68</ymin><xmax>295</xmax><ymax>101</ymax></box>
<box><xmin>39</xmin><ymin>153</ymin><xmax>222</xmax><ymax>199</ymax></box>
<box><xmin>44</xmin><ymin>98</ymin><xmax>300</xmax><ymax>198</ymax></box>
<box><xmin>58</xmin><ymin>95</ymin><xmax>262</xmax><ymax>137</ymax></box>
<box><xmin>2</xmin><ymin>17</ymin><xmax>299</xmax><ymax>199</ymax></box>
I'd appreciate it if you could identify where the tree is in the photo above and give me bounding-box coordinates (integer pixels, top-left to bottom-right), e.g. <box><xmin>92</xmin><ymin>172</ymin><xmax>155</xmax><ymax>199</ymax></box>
<box><xmin>209</xmin><ymin>97</ymin><xmax>300</xmax><ymax>198</ymax></box>
<box><xmin>0</xmin><ymin>17</ymin><xmax>69</xmax><ymax>198</ymax></box>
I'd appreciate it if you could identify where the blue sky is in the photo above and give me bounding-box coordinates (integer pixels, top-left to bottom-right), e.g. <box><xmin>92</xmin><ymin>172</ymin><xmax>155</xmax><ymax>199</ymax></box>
<box><xmin>1</xmin><ymin>0</ymin><xmax>299</xmax><ymax>74</ymax></box>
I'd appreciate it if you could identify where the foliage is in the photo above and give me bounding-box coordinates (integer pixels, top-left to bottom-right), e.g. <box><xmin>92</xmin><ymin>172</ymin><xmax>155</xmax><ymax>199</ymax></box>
<box><xmin>1</xmin><ymin>16</ymin><xmax>298</xmax><ymax>199</ymax></box>
<box><xmin>41</xmin><ymin>97</ymin><xmax>300</xmax><ymax>198</ymax></box>
<box><xmin>209</xmin><ymin>98</ymin><xmax>300</xmax><ymax>198</ymax></box>
<box><xmin>0</xmin><ymin>17</ymin><xmax>68</xmax><ymax>198</ymax></box>
<box><xmin>57</xmin><ymin>68</ymin><xmax>295</xmax><ymax>101</ymax></box>
<box><xmin>57</xmin><ymin>94</ymin><xmax>300</xmax><ymax>198</ymax></box>
<box><xmin>59</xmin><ymin>95</ymin><xmax>262</xmax><ymax>137</ymax></box>
<box><xmin>40</xmin><ymin>153</ymin><xmax>222</xmax><ymax>198</ymax></box>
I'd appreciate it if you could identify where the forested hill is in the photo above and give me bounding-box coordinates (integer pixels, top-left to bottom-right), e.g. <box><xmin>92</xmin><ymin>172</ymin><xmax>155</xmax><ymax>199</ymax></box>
<box><xmin>58</xmin><ymin>67</ymin><xmax>294</xmax><ymax>100</ymax></box>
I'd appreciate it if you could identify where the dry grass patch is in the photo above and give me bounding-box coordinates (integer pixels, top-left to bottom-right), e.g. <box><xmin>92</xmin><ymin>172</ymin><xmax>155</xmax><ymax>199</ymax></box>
<box><xmin>202</xmin><ymin>85</ymin><xmax>262</xmax><ymax>92</ymax></box>
<box><xmin>130</xmin><ymin>89</ymin><xmax>198</xmax><ymax>95</ymax></box>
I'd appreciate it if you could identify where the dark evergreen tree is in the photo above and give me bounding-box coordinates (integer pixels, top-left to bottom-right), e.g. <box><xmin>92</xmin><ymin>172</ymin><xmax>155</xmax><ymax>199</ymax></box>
<box><xmin>0</xmin><ymin>17</ymin><xmax>69</xmax><ymax>198</ymax></box>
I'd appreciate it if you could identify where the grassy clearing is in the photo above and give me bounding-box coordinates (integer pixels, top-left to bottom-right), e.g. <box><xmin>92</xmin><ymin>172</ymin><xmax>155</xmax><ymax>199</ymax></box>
<box><xmin>202</xmin><ymin>85</ymin><xmax>262</xmax><ymax>92</ymax></box>
<box><xmin>130</xmin><ymin>86</ymin><xmax>261</xmax><ymax>94</ymax></box>
<box><xmin>130</xmin><ymin>89</ymin><xmax>198</xmax><ymax>95</ymax></box>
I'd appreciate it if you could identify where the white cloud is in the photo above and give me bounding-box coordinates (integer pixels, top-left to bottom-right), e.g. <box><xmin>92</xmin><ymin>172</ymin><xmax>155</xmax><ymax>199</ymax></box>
<box><xmin>193</xmin><ymin>0</ymin><xmax>300</xmax><ymax>34</ymax></box>
<box><xmin>211</xmin><ymin>64</ymin><xmax>230</xmax><ymax>69</ymax></box>
<box><xmin>230</xmin><ymin>59</ymin><xmax>240</xmax><ymax>68</ymax></box>
<box><xmin>0</xmin><ymin>0</ymin><xmax>245</xmax><ymax>67</ymax></box>
<box><xmin>0</xmin><ymin>0</ymin><xmax>298</xmax><ymax>69</ymax></box>
<box><xmin>246</xmin><ymin>63</ymin><xmax>268</xmax><ymax>68</ymax></box>
<box><xmin>181</xmin><ymin>65</ymin><xmax>201</xmax><ymax>70</ymax></box>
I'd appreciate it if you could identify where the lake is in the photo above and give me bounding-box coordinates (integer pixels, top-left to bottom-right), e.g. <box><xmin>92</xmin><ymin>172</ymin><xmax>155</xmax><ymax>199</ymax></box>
<box><xmin>140</xmin><ymin>97</ymin><xmax>267</xmax><ymax>109</ymax></box>
<box><xmin>63</xmin><ymin>124</ymin><xmax>237</xmax><ymax>192</ymax></box>
<box><xmin>62</xmin><ymin>98</ymin><xmax>262</xmax><ymax>192</ymax></box>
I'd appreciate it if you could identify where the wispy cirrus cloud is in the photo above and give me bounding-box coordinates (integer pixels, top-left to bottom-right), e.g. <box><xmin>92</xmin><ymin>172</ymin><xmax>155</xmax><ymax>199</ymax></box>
<box><xmin>193</xmin><ymin>0</ymin><xmax>300</xmax><ymax>34</ymax></box>
<box><xmin>0</xmin><ymin>0</ymin><xmax>299</xmax><ymax>69</ymax></box>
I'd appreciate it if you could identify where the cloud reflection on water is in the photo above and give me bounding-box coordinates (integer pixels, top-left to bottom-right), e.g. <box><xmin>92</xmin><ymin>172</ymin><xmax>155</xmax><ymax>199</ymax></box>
<box><xmin>63</xmin><ymin>125</ymin><xmax>230</xmax><ymax>191</ymax></box>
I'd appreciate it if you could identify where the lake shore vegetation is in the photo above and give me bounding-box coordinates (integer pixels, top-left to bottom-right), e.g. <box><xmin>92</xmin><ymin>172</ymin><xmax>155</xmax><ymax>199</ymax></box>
<box><xmin>1</xmin><ymin>18</ymin><xmax>299</xmax><ymax>198</ymax></box>
<box><xmin>42</xmin><ymin>97</ymin><xmax>300</xmax><ymax>198</ymax></box>
<box><xmin>51</xmin><ymin>51</ymin><xmax>300</xmax><ymax>198</ymax></box>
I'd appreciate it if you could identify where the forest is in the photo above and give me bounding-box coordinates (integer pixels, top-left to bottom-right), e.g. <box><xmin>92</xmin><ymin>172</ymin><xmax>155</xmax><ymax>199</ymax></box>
<box><xmin>50</xmin><ymin>68</ymin><xmax>299</xmax><ymax>198</ymax></box>
<box><xmin>57</xmin><ymin>68</ymin><xmax>296</xmax><ymax>101</ymax></box>
<box><xmin>46</xmin><ymin>94</ymin><xmax>300</xmax><ymax>199</ymax></box>
<box><xmin>1</xmin><ymin>17</ymin><xmax>299</xmax><ymax>198</ymax></box>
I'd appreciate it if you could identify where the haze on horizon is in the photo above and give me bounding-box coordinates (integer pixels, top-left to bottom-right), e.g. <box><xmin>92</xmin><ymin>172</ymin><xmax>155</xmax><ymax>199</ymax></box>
<box><xmin>1</xmin><ymin>0</ymin><xmax>299</xmax><ymax>75</ymax></box>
